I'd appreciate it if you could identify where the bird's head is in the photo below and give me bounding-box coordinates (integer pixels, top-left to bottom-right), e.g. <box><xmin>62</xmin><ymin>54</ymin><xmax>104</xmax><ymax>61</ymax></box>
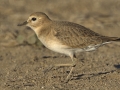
<box><xmin>18</xmin><ymin>12</ymin><xmax>51</xmax><ymax>31</ymax></box>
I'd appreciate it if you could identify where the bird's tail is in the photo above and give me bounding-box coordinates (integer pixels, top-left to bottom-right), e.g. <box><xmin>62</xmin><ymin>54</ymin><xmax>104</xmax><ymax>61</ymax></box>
<box><xmin>101</xmin><ymin>36</ymin><xmax>120</xmax><ymax>42</ymax></box>
<box><xmin>109</xmin><ymin>37</ymin><xmax>120</xmax><ymax>41</ymax></box>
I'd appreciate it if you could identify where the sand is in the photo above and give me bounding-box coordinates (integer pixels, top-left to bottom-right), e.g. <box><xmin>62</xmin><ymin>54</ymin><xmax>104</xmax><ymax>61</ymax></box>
<box><xmin>0</xmin><ymin>0</ymin><xmax>120</xmax><ymax>90</ymax></box>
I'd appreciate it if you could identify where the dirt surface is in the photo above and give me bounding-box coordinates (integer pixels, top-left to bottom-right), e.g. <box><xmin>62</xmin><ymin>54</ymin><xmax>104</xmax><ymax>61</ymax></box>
<box><xmin>0</xmin><ymin>0</ymin><xmax>120</xmax><ymax>90</ymax></box>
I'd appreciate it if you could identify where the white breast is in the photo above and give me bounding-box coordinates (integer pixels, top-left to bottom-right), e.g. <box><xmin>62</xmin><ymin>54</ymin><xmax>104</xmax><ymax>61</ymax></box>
<box><xmin>38</xmin><ymin>36</ymin><xmax>74</xmax><ymax>56</ymax></box>
<box><xmin>38</xmin><ymin>36</ymin><xmax>111</xmax><ymax>57</ymax></box>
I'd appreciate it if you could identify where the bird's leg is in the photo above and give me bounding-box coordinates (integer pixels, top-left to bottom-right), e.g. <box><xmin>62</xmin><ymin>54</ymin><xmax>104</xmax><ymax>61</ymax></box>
<box><xmin>43</xmin><ymin>63</ymin><xmax>74</xmax><ymax>73</ymax></box>
<box><xmin>54</xmin><ymin>54</ymin><xmax>77</xmax><ymax>82</ymax></box>
<box><xmin>43</xmin><ymin>54</ymin><xmax>77</xmax><ymax>82</ymax></box>
<box><xmin>65</xmin><ymin>54</ymin><xmax>77</xmax><ymax>82</ymax></box>
<box><xmin>43</xmin><ymin>55</ymin><xmax>75</xmax><ymax>73</ymax></box>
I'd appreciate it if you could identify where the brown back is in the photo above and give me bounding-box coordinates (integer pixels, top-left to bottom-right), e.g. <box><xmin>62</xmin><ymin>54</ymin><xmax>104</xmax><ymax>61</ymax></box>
<box><xmin>51</xmin><ymin>21</ymin><xmax>118</xmax><ymax>48</ymax></box>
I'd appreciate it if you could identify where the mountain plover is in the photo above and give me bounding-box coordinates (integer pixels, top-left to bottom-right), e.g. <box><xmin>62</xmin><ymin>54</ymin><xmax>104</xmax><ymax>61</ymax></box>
<box><xmin>18</xmin><ymin>12</ymin><xmax>120</xmax><ymax>82</ymax></box>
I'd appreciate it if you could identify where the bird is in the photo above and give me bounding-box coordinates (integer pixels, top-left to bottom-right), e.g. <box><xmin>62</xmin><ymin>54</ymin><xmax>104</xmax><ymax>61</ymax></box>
<box><xmin>18</xmin><ymin>12</ymin><xmax>120</xmax><ymax>82</ymax></box>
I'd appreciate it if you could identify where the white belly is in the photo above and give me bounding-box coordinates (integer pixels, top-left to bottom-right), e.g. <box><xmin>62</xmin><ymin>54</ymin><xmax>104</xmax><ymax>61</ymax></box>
<box><xmin>39</xmin><ymin>37</ymin><xmax>74</xmax><ymax>56</ymax></box>
<box><xmin>39</xmin><ymin>36</ymin><xmax>110</xmax><ymax>56</ymax></box>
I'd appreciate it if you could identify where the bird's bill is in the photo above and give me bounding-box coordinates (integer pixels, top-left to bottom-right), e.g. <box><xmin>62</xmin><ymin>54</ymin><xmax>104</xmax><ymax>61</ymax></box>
<box><xmin>17</xmin><ymin>21</ymin><xmax>28</xmax><ymax>26</ymax></box>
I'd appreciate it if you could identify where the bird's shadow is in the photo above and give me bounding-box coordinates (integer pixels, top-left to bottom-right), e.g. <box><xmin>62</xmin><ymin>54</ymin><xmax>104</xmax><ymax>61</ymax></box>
<box><xmin>114</xmin><ymin>64</ymin><xmax>120</xmax><ymax>69</ymax></box>
<box><xmin>72</xmin><ymin>64</ymin><xmax>120</xmax><ymax>80</ymax></box>
<box><xmin>42</xmin><ymin>63</ymin><xmax>120</xmax><ymax>81</ymax></box>
<box><xmin>72</xmin><ymin>69</ymin><xmax>117</xmax><ymax>80</ymax></box>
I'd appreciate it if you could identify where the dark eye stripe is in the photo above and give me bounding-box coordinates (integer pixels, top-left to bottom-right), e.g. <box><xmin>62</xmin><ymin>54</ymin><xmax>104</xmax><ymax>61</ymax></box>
<box><xmin>32</xmin><ymin>17</ymin><xmax>36</xmax><ymax>21</ymax></box>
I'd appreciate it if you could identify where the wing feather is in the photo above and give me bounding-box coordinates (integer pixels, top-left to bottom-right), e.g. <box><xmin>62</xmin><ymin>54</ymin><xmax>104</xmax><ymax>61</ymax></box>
<box><xmin>51</xmin><ymin>21</ymin><xmax>110</xmax><ymax>48</ymax></box>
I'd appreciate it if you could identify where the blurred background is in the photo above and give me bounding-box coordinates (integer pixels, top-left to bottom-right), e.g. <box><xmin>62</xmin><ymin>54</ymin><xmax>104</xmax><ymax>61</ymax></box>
<box><xmin>0</xmin><ymin>0</ymin><xmax>120</xmax><ymax>90</ymax></box>
<box><xmin>0</xmin><ymin>0</ymin><xmax>120</xmax><ymax>47</ymax></box>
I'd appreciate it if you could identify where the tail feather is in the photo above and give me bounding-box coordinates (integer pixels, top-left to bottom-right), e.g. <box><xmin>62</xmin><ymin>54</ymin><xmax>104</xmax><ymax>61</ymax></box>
<box><xmin>109</xmin><ymin>37</ymin><xmax>120</xmax><ymax>41</ymax></box>
<box><xmin>101</xmin><ymin>36</ymin><xmax>120</xmax><ymax>42</ymax></box>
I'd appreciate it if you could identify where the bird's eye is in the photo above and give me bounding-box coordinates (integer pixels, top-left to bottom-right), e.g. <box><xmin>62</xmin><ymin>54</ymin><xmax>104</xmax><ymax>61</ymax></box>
<box><xmin>31</xmin><ymin>17</ymin><xmax>36</xmax><ymax>21</ymax></box>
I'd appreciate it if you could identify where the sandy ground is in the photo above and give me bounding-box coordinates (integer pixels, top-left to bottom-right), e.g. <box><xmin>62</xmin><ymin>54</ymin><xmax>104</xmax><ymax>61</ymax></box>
<box><xmin>0</xmin><ymin>0</ymin><xmax>120</xmax><ymax>90</ymax></box>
